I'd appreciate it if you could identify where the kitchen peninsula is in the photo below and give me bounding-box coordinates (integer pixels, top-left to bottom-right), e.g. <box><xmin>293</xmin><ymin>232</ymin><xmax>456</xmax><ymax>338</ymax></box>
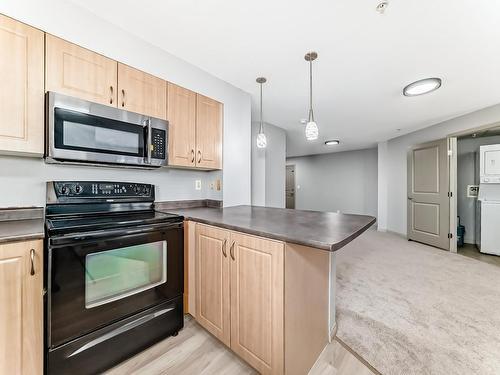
<box><xmin>158</xmin><ymin>204</ymin><xmax>375</xmax><ymax>375</ymax></box>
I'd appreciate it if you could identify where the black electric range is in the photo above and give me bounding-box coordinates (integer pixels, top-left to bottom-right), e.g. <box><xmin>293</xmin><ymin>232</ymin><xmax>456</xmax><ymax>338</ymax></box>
<box><xmin>45</xmin><ymin>181</ymin><xmax>184</xmax><ymax>375</ymax></box>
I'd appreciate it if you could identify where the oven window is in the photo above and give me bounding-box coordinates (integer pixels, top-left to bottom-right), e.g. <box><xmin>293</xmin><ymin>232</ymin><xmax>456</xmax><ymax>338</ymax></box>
<box><xmin>63</xmin><ymin>121</ymin><xmax>140</xmax><ymax>154</ymax></box>
<box><xmin>85</xmin><ymin>241</ymin><xmax>167</xmax><ymax>309</ymax></box>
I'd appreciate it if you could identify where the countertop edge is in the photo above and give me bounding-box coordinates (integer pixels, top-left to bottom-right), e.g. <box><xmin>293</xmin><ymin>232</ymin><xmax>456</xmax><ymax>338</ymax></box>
<box><xmin>180</xmin><ymin>214</ymin><xmax>376</xmax><ymax>252</ymax></box>
<box><xmin>0</xmin><ymin>232</ymin><xmax>45</xmax><ymax>245</ymax></box>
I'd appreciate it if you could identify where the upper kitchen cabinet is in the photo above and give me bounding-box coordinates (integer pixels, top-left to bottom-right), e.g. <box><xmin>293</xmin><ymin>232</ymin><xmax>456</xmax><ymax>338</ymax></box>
<box><xmin>45</xmin><ymin>34</ymin><xmax>118</xmax><ymax>106</ymax></box>
<box><xmin>118</xmin><ymin>63</ymin><xmax>167</xmax><ymax>120</ymax></box>
<box><xmin>0</xmin><ymin>15</ymin><xmax>44</xmax><ymax>156</ymax></box>
<box><xmin>196</xmin><ymin>94</ymin><xmax>223</xmax><ymax>169</ymax></box>
<box><xmin>167</xmin><ymin>83</ymin><xmax>197</xmax><ymax>167</ymax></box>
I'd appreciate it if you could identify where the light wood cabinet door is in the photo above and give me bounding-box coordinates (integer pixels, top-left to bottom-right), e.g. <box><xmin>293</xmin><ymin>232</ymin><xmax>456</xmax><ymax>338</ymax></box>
<box><xmin>0</xmin><ymin>240</ymin><xmax>43</xmax><ymax>375</ymax></box>
<box><xmin>0</xmin><ymin>15</ymin><xmax>44</xmax><ymax>155</ymax></box>
<box><xmin>196</xmin><ymin>94</ymin><xmax>222</xmax><ymax>169</ymax></box>
<box><xmin>229</xmin><ymin>232</ymin><xmax>284</xmax><ymax>375</ymax></box>
<box><xmin>167</xmin><ymin>83</ymin><xmax>196</xmax><ymax>167</ymax></box>
<box><xmin>118</xmin><ymin>63</ymin><xmax>167</xmax><ymax>120</ymax></box>
<box><xmin>195</xmin><ymin>224</ymin><xmax>231</xmax><ymax>346</ymax></box>
<box><xmin>45</xmin><ymin>34</ymin><xmax>117</xmax><ymax>106</ymax></box>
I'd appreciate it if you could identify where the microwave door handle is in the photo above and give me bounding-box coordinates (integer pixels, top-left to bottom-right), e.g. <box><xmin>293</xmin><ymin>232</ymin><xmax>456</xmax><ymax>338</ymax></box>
<box><xmin>145</xmin><ymin>118</ymin><xmax>152</xmax><ymax>164</ymax></box>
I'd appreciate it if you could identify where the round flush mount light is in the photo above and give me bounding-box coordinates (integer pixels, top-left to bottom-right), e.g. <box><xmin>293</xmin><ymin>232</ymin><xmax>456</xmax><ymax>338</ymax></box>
<box><xmin>325</xmin><ymin>140</ymin><xmax>340</xmax><ymax>146</ymax></box>
<box><xmin>403</xmin><ymin>78</ymin><xmax>442</xmax><ymax>97</ymax></box>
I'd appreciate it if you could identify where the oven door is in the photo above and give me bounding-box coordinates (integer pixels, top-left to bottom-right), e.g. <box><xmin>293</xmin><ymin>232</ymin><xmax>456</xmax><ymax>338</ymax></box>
<box><xmin>47</xmin><ymin>222</ymin><xmax>183</xmax><ymax>349</ymax></box>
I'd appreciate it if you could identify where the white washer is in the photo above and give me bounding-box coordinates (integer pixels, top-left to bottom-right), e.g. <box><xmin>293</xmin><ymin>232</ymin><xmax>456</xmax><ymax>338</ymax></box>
<box><xmin>478</xmin><ymin>200</ymin><xmax>500</xmax><ymax>255</ymax></box>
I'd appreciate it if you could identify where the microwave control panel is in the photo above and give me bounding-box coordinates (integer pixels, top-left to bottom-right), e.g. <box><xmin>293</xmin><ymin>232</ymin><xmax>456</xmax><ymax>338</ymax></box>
<box><xmin>151</xmin><ymin>128</ymin><xmax>166</xmax><ymax>160</ymax></box>
<box><xmin>53</xmin><ymin>181</ymin><xmax>153</xmax><ymax>198</ymax></box>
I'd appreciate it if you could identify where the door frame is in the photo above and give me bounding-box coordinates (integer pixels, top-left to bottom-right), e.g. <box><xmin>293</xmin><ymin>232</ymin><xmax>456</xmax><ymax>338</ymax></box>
<box><xmin>285</xmin><ymin>164</ymin><xmax>296</xmax><ymax>209</ymax></box>
<box><xmin>447</xmin><ymin>121</ymin><xmax>500</xmax><ymax>253</ymax></box>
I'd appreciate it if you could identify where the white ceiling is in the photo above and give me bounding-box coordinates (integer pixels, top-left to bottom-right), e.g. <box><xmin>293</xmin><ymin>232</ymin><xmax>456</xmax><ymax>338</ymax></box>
<box><xmin>71</xmin><ymin>0</ymin><xmax>500</xmax><ymax>157</ymax></box>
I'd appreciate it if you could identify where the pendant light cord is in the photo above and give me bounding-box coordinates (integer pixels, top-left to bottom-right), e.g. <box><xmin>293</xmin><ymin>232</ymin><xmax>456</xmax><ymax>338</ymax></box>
<box><xmin>259</xmin><ymin>82</ymin><xmax>264</xmax><ymax>133</ymax></box>
<box><xmin>309</xmin><ymin>58</ymin><xmax>315</xmax><ymax>122</ymax></box>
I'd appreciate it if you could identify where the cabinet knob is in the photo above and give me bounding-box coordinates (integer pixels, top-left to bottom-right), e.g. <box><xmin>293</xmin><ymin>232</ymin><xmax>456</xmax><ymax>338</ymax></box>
<box><xmin>191</xmin><ymin>149</ymin><xmax>195</xmax><ymax>163</ymax></box>
<box><xmin>121</xmin><ymin>89</ymin><xmax>126</xmax><ymax>107</ymax></box>
<box><xmin>109</xmin><ymin>86</ymin><xmax>114</xmax><ymax>104</ymax></box>
<box><xmin>197</xmin><ymin>150</ymin><xmax>202</xmax><ymax>164</ymax></box>
<box><xmin>30</xmin><ymin>248</ymin><xmax>35</xmax><ymax>276</ymax></box>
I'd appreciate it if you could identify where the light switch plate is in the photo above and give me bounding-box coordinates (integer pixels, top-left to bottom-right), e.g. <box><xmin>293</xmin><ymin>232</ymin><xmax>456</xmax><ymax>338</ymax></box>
<box><xmin>195</xmin><ymin>180</ymin><xmax>202</xmax><ymax>190</ymax></box>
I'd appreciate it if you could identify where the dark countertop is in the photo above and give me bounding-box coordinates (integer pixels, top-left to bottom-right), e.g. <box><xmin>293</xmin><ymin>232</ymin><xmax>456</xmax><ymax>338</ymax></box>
<box><xmin>0</xmin><ymin>208</ymin><xmax>45</xmax><ymax>244</ymax></box>
<box><xmin>159</xmin><ymin>205</ymin><xmax>376</xmax><ymax>252</ymax></box>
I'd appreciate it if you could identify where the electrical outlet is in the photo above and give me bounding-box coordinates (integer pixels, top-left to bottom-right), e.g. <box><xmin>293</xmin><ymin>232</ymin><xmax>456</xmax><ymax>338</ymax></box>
<box><xmin>195</xmin><ymin>180</ymin><xmax>202</xmax><ymax>190</ymax></box>
<box><xmin>216</xmin><ymin>179</ymin><xmax>221</xmax><ymax>191</ymax></box>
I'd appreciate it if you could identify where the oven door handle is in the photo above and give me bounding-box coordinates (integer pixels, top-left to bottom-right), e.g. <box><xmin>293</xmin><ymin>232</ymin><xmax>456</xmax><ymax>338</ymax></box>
<box><xmin>49</xmin><ymin>222</ymin><xmax>183</xmax><ymax>247</ymax></box>
<box><xmin>68</xmin><ymin>306</ymin><xmax>175</xmax><ymax>358</ymax></box>
<box><xmin>145</xmin><ymin>118</ymin><xmax>152</xmax><ymax>165</ymax></box>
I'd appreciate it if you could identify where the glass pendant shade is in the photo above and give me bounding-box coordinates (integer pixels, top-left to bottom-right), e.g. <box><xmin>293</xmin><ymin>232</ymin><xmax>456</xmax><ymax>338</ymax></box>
<box><xmin>305</xmin><ymin>121</ymin><xmax>319</xmax><ymax>141</ymax></box>
<box><xmin>256</xmin><ymin>132</ymin><xmax>267</xmax><ymax>148</ymax></box>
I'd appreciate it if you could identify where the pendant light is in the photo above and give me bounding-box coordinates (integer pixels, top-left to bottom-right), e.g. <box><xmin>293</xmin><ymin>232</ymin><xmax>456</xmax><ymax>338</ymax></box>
<box><xmin>256</xmin><ymin>77</ymin><xmax>267</xmax><ymax>148</ymax></box>
<box><xmin>305</xmin><ymin>52</ymin><xmax>319</xmax><ymax>141</ymax></box>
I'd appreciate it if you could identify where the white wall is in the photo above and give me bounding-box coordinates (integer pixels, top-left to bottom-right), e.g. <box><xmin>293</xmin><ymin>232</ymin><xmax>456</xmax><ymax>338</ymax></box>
<box><xmin>286</xmin><ymin>148</ymin><xmax>378</xmax><ymax>216</ymax></box>
<box><xmin>0</xmin><ymin>0</ymin><xmax>251</xmax><ymax>207</ymax></box>
<box><xmin>251</xmin><ymin>122</ymin><xmax>286</xmax><ymax>208</ymax></box>
<box><xmin>378</xmin><ymin>102</ymin><xmax>500</xmax><ymax>235</ymax></box>
<box><xmin>457</xmin><ymin>135</ymin><xmax>500</xmax><ymax>244</ymax></box>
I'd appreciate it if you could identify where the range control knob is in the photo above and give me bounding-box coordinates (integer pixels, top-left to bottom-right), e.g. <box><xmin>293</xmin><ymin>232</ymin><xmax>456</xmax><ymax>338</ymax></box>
<box><xmin>143</xmin><ymin>186</ymin><xmax>150</xmax><ymax>195</ymax></box>
<box><xmin>133</xmin><ymin>185</ymin><xmax>140</xmax><ymax>194</ymax></box>
<box><xmin>60</xmin><ymin>185</ymin><xmax>69</xmax><ymax>195</ymax></box>
<box><xmin>74</xmin><ymin>185</ymin><xmax>83</xmax><ymax>194</ymax></box>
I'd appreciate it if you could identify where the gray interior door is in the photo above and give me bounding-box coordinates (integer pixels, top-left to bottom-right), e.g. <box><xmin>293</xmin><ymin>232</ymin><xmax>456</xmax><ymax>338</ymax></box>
<box><xmin>285</xmin><ymin>165</ymin><xmax>295</xmax><ymax>209</ymax></box>
<box><xmin>407</xmin><ymin>138</ymin><xmax>450</xmax><ymax>250</ymax></box>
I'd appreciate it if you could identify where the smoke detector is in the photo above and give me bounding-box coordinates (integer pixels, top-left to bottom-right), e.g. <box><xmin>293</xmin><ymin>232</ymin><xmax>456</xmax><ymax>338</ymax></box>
<box><xmin>376</xmin><ymin>1</ymin><xmax>389</xmax><ymax>14</ymax></box>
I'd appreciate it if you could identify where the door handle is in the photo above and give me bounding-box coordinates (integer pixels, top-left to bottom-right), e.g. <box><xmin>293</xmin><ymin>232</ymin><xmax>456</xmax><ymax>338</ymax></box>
<box><xmin>230</xmin><ymin>241</ymin><xmax>235</xmax><ymax>261</ymax></box>
<box><xmin>407</xmin><ymin>197</ymin><xmax>414</xmax><ymax>200</ymax></box>
<box><xmin>145</xmin><ymin>118</ymin><xmax>152</xmax><ymax>164</ymax></box>
<box><xmin>30</xmin><ymin>248</ymin><xmax>35</xmax><ymax>276</ymax></box>
<box><xmin>109</xmin><ymin>86</ymin><xmax>114</xmax><ymax>104</ymax></box>
<box><xmin>191</xmin><ymin>149</ymin><xmax>195</xmax><ymax>163</ymax></box>
<box><xmin>197</xmin><ymin>150</ymin><xmax>202</xmax><ymax>164</ymax></box>
<box><xmin>121</xmin><ymin>89</ymin><xmax>126</xmax><ymax>107</ymax></box>
<box><xmin>222</xmin><ymin>239</ymin><xmax>227</xmax><ymax>258</ymax></box>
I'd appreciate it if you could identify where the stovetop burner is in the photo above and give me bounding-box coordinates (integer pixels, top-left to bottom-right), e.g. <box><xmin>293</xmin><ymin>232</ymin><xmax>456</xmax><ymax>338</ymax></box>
<box><xmin>46</xmin><ymin>210</ymin><xmax>182</xmax><ymax>235</ymax></box>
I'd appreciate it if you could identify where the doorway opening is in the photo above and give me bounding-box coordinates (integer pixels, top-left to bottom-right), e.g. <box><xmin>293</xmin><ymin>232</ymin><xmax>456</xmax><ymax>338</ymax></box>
<box><xmin>452</xmin><ymin>125</ymin><xmax>500</xmax><ymax>266</ymax></box>
<box><xmin>285</xmin><ymin>165</ymin><xmax>295</xmax><ymax>209</ymax></box>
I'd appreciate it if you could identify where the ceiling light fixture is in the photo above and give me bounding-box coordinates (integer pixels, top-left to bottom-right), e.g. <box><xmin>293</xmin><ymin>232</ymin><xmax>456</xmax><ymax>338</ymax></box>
<box><xmin>304</xmin><ymin>52</ymin><xmax>319</xmax><ymax>141</ymax></box>
<box><xmin>403</xmin><ymin>78</ymin><xmax>442</xmax><ymax>96</ymax></box>
<box><xmin>325</xmin><ymin>140</ymin><xmax>340</xmax><ymax>146</ymax></box>
<box><xmin>256</xmin><ymin>77</ymin><xmax>267</xmax><ymax>148</ymax></box>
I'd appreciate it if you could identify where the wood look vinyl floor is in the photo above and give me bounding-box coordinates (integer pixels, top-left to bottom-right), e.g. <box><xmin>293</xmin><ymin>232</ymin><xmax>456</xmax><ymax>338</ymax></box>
<box><xmin>458</xmin><ymin>243</ymin><xmax>500</xmax><ymax>267</ymax></box>
<box><xmin>106</xmin><ymin>315</ymin><xmax>375</xmax><ymax>375</ymax></box>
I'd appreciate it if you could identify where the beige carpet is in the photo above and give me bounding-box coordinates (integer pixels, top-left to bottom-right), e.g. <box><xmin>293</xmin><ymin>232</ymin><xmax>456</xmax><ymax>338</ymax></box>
<box><xmin>335</xmin><ymin>229</ymin><xmax>500</xmax><ymax>375</ymax></box>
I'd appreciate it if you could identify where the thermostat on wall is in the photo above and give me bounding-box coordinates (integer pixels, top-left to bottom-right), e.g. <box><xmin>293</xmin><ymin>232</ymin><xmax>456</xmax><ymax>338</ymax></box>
<box><xmin>467</xmin><ymin>185</ymin><xmax>479</xmax><ymax>198</ymax></box>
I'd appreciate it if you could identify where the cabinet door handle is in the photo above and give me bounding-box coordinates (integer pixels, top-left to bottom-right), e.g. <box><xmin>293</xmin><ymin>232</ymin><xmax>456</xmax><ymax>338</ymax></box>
<box><xmin>197</xmin><ymin>150</ymin><xmax>202</xmax><ymax>164</ymax></box>
<box><xmin>222</xmin><ymin>239</ymin><xmax>227</xmax><ymax>258</ymax></box>
<box><xmin>121</xmin><ymin>89</ymin><xmax>126</xmax><ymax>107</ymax></box>
<box><xmin>191</xmin><ymin>149</ymin><xmax>195</xmax><ymax>163</ymax></box>
<box><xmin>30</xmin><ymin>249</ymin><xmax>35</xmax><ymax>276</ymax></box>
<box><xmin>230</xmin><ymin>241</ymin><xmax>235</xmax><ymax>261</ymax></box>
<box><xmin>109</xmin><ymin>86</ymin><xmax>114</xmax><ymax>104</ymax></box>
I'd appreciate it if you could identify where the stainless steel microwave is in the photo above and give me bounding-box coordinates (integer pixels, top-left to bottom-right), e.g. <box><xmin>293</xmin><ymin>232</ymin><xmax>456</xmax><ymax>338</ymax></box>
<box><xmin>46</xmin><ymin>92</ymin><xmax>168</xmax><ymax>168</ymax></box>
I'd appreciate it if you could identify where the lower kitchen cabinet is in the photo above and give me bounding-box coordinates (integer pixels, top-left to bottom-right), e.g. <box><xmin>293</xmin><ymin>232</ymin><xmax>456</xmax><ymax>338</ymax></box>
<box><xmin>230</xmin><ymin>232</ymin><xmax>284</xmax><ymax>375</ymax></box>
<box><xmin>195</xmin><ymin>223</ymin><xmax>284</xmax><ymax>375</ymax></box>
<box><xmin>195</xmin><ymin>224</ymin><xmax>231</xmax><ymax>346</ymax></box>
<box><xmin>0</xmin><ymin>239</ymin><xmax>43</xmax><ymax>375</ymax></box>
